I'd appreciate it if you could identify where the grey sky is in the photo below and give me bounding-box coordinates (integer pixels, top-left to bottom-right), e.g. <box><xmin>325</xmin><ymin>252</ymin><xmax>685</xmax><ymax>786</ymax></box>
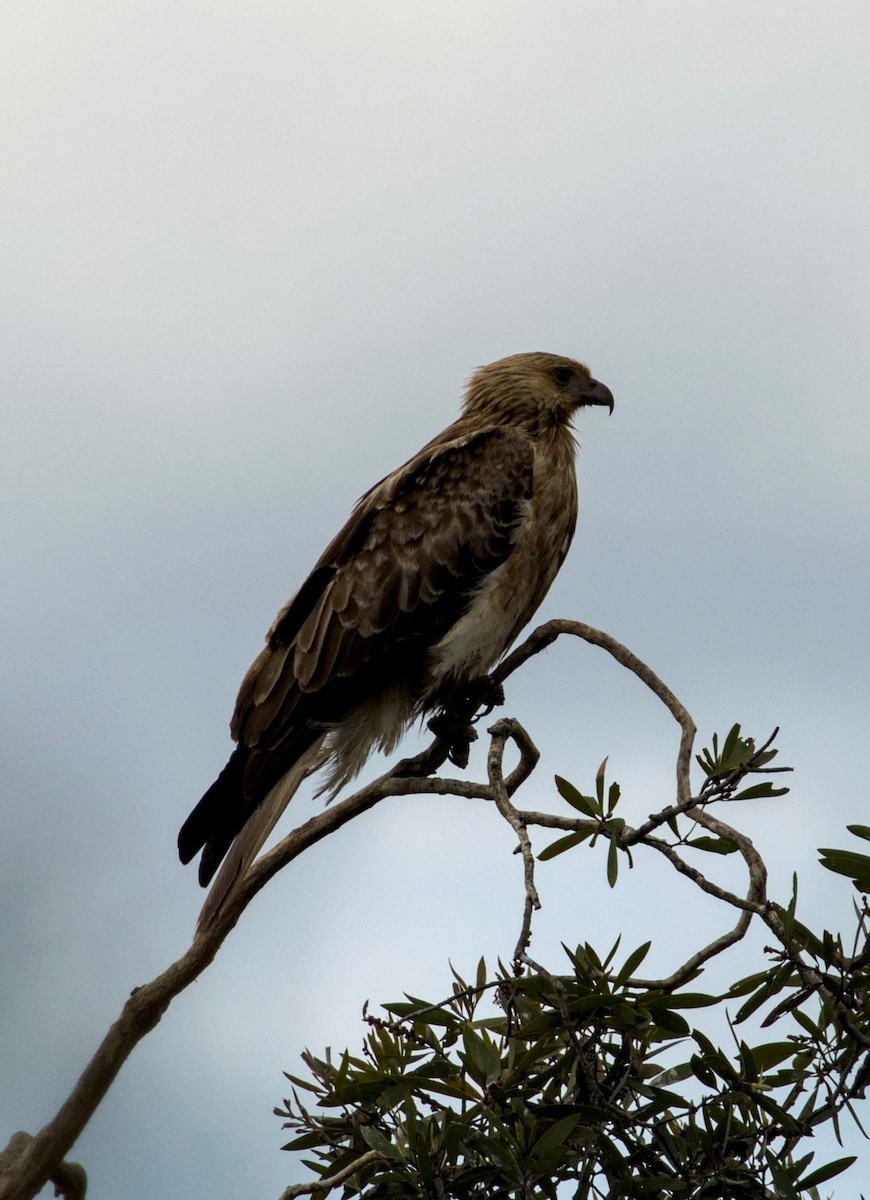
<box><xmin>2</xmin><ymin>2</ymin><xmax>869</xmax><ymax>1196</ymax></box>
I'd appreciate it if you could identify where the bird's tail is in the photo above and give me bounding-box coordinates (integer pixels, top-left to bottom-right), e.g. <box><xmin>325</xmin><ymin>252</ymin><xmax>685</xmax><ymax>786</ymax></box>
<box><xmin>196</xmin><ymin>738</ymin><xmax>325</xmax><ymax>931</ymax></box>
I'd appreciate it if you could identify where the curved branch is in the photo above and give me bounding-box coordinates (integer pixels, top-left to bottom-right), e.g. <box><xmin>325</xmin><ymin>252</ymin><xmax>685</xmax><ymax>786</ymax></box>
<box><xmin>508</xmin><ymin>805</ymin><xmax>763</xmax><ymax>992</ymax></box>
<box><xmin>494</xmin><ymin>620</ymin><xmax>696</xmax><ymax>807</ymax></box>
<box><xmin>486</xmin><ymin>718</ymin><xmax>541</xmax><ymax>963</ymax></box>
<box><xmin>630</xmin><ymin>819</ymin><xmax>767</xmax><ymax>990</ymax></box>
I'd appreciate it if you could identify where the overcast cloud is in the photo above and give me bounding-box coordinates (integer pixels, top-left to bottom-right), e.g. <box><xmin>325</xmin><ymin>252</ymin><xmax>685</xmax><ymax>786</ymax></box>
<box><xmin>2</xmin><ymin>3</ymin><xmax>869</xmax><ymax>1196</ymax></box>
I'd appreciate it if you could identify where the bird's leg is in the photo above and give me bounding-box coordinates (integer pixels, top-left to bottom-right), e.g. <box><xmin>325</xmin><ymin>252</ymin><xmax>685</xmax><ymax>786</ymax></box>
<box><xmin>426</xmin><ymin>711</ymin><xmax>478</xmax><ymax>770</ymax></box>
<box><xmin>464</xmin><ymin>675</ymin><xmax>506</xmax><ymax>722</ymax></box>
<box><xmin>426</xmin><ymin>674</ymin><xmax>506</xmax><ymax>769</ymax></box>
<box><xmin>391</xmin><ymin>674</ymin><xmax>506</xmax><ymax>777</ymax></box>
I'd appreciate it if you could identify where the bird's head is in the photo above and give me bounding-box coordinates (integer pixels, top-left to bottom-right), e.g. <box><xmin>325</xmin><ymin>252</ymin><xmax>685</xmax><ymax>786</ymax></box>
<box><xmin>462</xmin><ymin>352</ymin><xmax>614</xmax><ymax>434</ymax></box>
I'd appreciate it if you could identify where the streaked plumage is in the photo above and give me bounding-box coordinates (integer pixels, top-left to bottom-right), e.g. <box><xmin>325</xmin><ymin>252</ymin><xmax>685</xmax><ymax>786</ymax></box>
<box><xmin>178</xmin><ymin>352</ymin><xmax>613</xmax><ymax>925</ymax></box>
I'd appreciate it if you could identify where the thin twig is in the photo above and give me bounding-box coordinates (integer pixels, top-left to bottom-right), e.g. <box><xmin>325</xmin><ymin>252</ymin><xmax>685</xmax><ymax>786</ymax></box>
<box><xmin>628</xmin><ymin>807</ymin><xmax>767</xmax><ymax>991</ymax></box>
<box><xmin>504</xmin><ymin>807</ymin><xmax>762</xmax><ymax>991</ymax></box>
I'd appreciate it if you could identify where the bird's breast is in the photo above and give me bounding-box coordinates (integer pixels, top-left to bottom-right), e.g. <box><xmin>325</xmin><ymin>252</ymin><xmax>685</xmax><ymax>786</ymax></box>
<box><xmin>427</xmin><ymin>434</ymin><xmax>578</xmax><ymax>692</ymax></box>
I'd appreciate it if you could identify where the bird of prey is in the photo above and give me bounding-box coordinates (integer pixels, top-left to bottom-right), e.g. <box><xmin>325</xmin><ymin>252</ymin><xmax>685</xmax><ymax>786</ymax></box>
<box><xmin>178</xmin><ymin>352</ymin><xmax>613</xmax><ymax>925</ymax></box>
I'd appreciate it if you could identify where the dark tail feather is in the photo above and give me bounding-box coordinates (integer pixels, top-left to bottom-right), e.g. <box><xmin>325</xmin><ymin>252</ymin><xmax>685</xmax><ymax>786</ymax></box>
<box><xmin>177</xmin><ymin>747</ymin><xmax>251</xmax><ymax>886</ymax></box>
<box><xmin>195</xmin><ymin>738</ymin><xmax>325</xmax><ymax>929</ymax></box>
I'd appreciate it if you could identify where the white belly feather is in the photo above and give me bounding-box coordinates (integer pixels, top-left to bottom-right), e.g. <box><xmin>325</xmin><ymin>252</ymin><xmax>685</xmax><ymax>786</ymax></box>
<box><xmin>428</xmin><ymin>558</ymin><xmax>524</xmax><ymax>686</ymax></box>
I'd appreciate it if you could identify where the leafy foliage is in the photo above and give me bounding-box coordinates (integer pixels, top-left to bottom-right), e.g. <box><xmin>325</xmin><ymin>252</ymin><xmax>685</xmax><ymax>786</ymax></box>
<box><xmin>276</xmin><ymin>729</ymin><xmax>870</xmax><ymax>1198</ymax></box>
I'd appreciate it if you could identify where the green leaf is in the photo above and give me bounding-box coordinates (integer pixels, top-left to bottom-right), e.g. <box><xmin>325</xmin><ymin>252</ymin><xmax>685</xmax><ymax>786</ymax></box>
<box><xmin>687</xmin><ymin>836</ymin><xmax>738</xmax><ymax>855</ymax></box>
<box><xmin>613</xmin><ymin>941</ymin><xmax>651</xmax><ymax>985</ymax></box>
<box><xmin>765</xmin><ymin>1150</ymin><xmax>800</xmax><ymax>1198</ymax></box>
<box><xmin>539</xmin><ymin>830</ymin><xmax>592</xmax><ymax>861</ymax></box>
<box><xmin>476</xmin><ymin>956</ymin><xmax>487</xmax><ymax>991</ymax></box>
<box><xmin>555</xmin><ymin>775</ymin><xmax>598</xmax><ymax>816</ymax></box>
<box><xmin>698</xmin><ymin>723</ymin><xmax>769</xmax><ymax>779</ymax></box>
<box><xmin>360</xmin><ymin>1124</ymin><xmax>402</xmax><ymax>1160</ymax></box>
<box><xmin>847</xmin><ymin>823</ymin><xmax>870</xmax><ymax>843</ymax></box>
<box><xmin>660</xmin><ymin>992</ymin><xmax>717</xmax><ymax>1009</ymax></box>
<box><xmin>377</xmin><ymin>1083</ymin><xmax>412</xmax><ymax>1112</ymax></box>
<box><xmin>750</xmin><ymin>1041</ymin><xmax>797</xmax><ymax>1072</ymax></box>
<box><xmin>532</xmin><ymin>1114</ymin><xmax>584</xmax><ymax>1158</ymax></box>
<box><xmin>648</xmin><ymin>1006</ymin><xmax>689</xmax><ymax>1036</ymax></box>
<box><xmin>649</xmin><ymin>1061</ymin><xmax>695</xmax><ymax>1087</ymax></box>
<box><xmin>280</xmin><ymin>1131</ymin><xmax>327</xmax><ymax>1151</ymax></box>
<box><xmin>606</xmin><ymin>837</ymin><xmax>619</xmax><ymax>887</ymax></box>
<box><xmin>461</xmin><ymin>1029</ymin><xmax>502</xmax><ymax>1087</ymax></box>
<box><xmin>798</xmin><ymin>1155</ymin><xmax>857</xmax><ymax>1190</ymax></box>
<box><xmin>727</xmin><ymin>970</ymin><xmax>772</xmax><ymax>998</ymax></box>
<box><xmin>690</xmin><ymin>1055</ymin><xmax>717</xmax><ymax>1087</ymax></box>
<box><xmin>738</xmin><ymin>1039</ymin><xmax>759</xmax><ymax>1083</ymax></box>
<box><xmin>734</xmin><ymin>973</ymin><xmax>787</xmax><ymax>1025</ymax></box>
<box><xmin>596</xmin><ymin>757</ymin><xmax>609</xmax><ymax>804</ymax></box>
<box><xmin>384</xmin><ymin>1000</ymin><xmax>428</xmax><ymax>1018</ymax></box>
<box><xmin>792</xmin><ymin>1009</ymin><xmax>820</xmax><ymax>1038</ymax></box>
<box><xmin>282</xmin><ymin>1071</ymin><xmax>320</xmax><ymax>1093</ymax></box>
<box><xmin>731</xmin><ymin>782</ymin><xmax>789</xmax><ymax>802</ymax></box>
<box><xmin>752</xmin><ymin>1089</ymin><xmax>803</xmax><ymax>1134</ymax></box>
<box><xmin>819</xmin><ymin>848</ymin><xmax>870</xmax><ymax>890</ymax></box>
<box><xmin>721</xmin><ymin>722</ymin><xmax>741</xmax><ymax>757</ymax></box>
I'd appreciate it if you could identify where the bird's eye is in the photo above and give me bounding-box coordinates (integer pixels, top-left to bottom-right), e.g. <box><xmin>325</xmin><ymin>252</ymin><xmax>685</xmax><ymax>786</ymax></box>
<box><xmin>553</xmin><ymin>367</ymin><xmax>574</xmax><ymax>386</ymax></box>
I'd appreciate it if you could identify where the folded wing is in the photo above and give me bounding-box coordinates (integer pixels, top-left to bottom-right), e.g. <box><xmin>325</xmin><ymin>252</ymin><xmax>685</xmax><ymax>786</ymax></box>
<box><xmin>178</xmin><ymin>426</ymin><xmax>535</xmax><ymax>887</ymax></box>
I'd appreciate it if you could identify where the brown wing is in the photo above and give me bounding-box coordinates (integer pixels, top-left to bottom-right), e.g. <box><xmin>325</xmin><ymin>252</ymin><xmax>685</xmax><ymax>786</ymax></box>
<box><xmin>236</xmin><ymin>426</ymin><xmax>533</xmax><ymax>767</ymax></box>
<box><xmin>178</xmin><ymin>426</ymin><xmax>533</xmax><ymax>882</ymax></box>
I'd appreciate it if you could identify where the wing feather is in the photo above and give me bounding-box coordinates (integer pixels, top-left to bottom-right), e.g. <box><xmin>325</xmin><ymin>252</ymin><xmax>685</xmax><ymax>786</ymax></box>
<box><xmin>232</xmin><ymin>426</ymin><xmax>534</xmax><ymax>802</ymax></box>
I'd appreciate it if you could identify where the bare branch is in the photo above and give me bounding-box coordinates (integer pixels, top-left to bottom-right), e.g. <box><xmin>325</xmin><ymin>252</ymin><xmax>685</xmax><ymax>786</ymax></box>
<box><xmin>628</xmin><ymin>807</ymin><xmax>767</xmax><ymax>990</ymax></box>
<box><xmin>0</xmin><ymin>1136</ymin><xmax>85</xmax><ymax>1200</ymax></box>
<box><xmin>0</xmin><ymin>749</ymin><xmax>459</xmax><ymax>1200</ymax></box>
<box><xmin>278</xmin><ymin>1150</ymin><xmax>385</xmax><ymax>1199</ymax></box>
<box><xmin>0</xmin><ymin>697</ymin><xmax>546</xmax><ymax>1200</ymax></box>
<box><xmin>494</xmin><ymin>620</ymin><xmax>697</xmax><ymax>807</ymax></box>
<box><xmin>500</xmin><ymin>806</ymin><xmax>762</xmax><ymax>992</ymax></box>
<box><xmin>486</xmin><ymin>718</ymin><xmax>542</xmax><ymax>963</ymax></box>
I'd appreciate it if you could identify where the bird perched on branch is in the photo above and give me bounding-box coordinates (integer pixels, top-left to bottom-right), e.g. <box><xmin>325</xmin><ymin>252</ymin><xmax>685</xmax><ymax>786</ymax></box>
<box><xmin>179</xmin><ymin>352</ymin><xmax>613</xmax><ymax>925</ymax></box>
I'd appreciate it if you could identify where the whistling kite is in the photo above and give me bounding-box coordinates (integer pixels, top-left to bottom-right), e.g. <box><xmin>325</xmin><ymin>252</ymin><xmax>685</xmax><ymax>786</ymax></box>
<box><xmin>179</xmin><ymin>353</ymin><xmax>613</xmax><ymax>924</ymax></box>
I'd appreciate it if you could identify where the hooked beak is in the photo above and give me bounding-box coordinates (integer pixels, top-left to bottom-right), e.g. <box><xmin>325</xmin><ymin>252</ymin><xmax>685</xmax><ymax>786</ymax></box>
<box><xmin>581</xmin><ymin>378</ymin><xmax>614</xmax><ymax>414</ymax></box>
